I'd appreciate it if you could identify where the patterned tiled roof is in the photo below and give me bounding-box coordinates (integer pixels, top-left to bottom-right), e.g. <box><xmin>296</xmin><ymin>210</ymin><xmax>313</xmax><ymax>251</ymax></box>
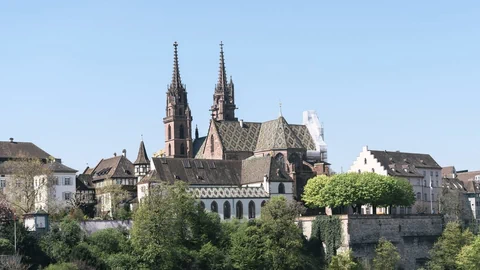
<box><xmin>214</xmin><ymin>121</ymin><xmax>262</xmax><ymax>152</ymax></box>
<box><xmin>188</xmin><ymin>186</ymin><xmax>269</xmax><ymax>199</ymax></box>
<box><xmin>289</xmin><ymin>124</ymin><xmax>316</xmax><ymax>150</ymax></box>
<box><xmin>255</xmin><ymin>117</ymin><xmax>304</xmax><ymax>151</ymax></box>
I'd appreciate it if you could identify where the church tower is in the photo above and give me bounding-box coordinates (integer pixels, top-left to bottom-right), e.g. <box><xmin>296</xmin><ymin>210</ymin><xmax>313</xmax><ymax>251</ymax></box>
<box><xmin>210</xmin><ymin>42</ymin><xmax>237</xmax><ymax>121</ymax></box>
<box><xmin>134</xmin><ymin>139</ymin><xmax>150</xmax><ymax>179</ymax></box>
<box><xmin>163</xmin><ymin>42</ymin><xmax>193</xmax><ymax>158</ymax></box>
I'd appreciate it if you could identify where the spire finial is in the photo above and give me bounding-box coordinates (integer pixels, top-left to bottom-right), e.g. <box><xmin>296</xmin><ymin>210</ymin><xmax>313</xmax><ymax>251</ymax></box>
<box><xmin>217</xmin><ymin>41</ymin><xmax>227</xmax><ymax>92</ymax></box>
<box><xmin>171</xmin><ymin>41</ymin><xmax>182</xmax><ymax>91</ymax></box>
<box><xmin>141</xmin><ymin>134</ymin><xmax>143</xmax><ymax>141</ymax></box>
<box><xmin>279</xmin><ymin>101</ymin><xmax>283</xmax><ymax>117</ymax></box>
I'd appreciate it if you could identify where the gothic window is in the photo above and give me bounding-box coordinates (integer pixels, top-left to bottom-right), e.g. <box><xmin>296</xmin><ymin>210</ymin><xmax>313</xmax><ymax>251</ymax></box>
<box><xmin>248</xmin><ymin>201</ymin><xmax>256</xmax><ymax>219</ymax></box>
<box><xmin>261</xmin><ymin>200</ymin><xmax>266</xmax><ymax>207</ymax></box>
<box><xmin>224</xmin><ymin>201</ymin><xmax>231</xmax><ymax>219</ymax></box>
<box><xmin>278</xmin><ymin>183</ymin><xmax>285</xmax><ymax>194</ymax></box>
<box><xmin>168</xmin><ymin>144</ymin><xmax>171</xmax><ymax>156</ymax></box>
<box><xmin>275</xmin><ymin>153</ymin><xmax>285</xmax><ymax>166</ymax></box>
<box><xmin>199</xmin><ymin>201</ymin><xmax>205</xmax><ymax>210</ymax></box>
<box><xmin>211</xmin><ymin>201</ymin><xmax>218</xmax><ymax>213</ymax></box>
<box><xmin>180</xmin><ymin>143</ymin><xmax>185</xmax><ymax>155</ymax></box>
<box><xmin>168</xmin><ymin>125</ymin><xmax>172</xmax><ymax>140</ymax></box>
<box><xmin>210</xmin><ymin>135</ymin><xmax>215</xmax><ymax>153</ymax></box>
<box><xmin>236</xmin><ymin>201</ymin><xmax>243</xmax><ymax>219</ymax></box>
<box><xmin>179</xmin><ymin>125</ymin><xmax>185</xmax><ymax>139</ymax></box>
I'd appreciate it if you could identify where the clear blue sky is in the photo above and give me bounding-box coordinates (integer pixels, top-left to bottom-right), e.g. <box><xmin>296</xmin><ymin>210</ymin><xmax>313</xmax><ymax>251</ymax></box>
<box><xmin>1</xmin><ymin>1</ymin><xmax>479</xmax><ymax>173</ymax></box>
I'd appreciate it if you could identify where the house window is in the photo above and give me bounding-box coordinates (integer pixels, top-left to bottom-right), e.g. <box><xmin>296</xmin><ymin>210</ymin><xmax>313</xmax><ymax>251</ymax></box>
<box><xmin>364</xmin><ymin>158</ymin><xmax>367</xmax><ymax>165</ymax></box>
<box><xmin>248</xmin><ymin>201</ymin><xmax>256</xmax><ymax>219</ymax></box>
<box><xmin>211</xmin><ymin>201</ymin><xmax>218</xmax><ymax>213</ymax></box>
<box><xmin>371</xmin><ymin>168</ymin><xmax>375</xmax><ymax>173</ymax></box>
<box><xmin>236</xmin><ymin>201</ymin><xmax>243</xmax><ymax>219</ymax></box>
<box><xmin>54</xmin><ymin>177</ymin><xmax>59</xmax><ymax>185</ymax></box>
<box><xmin>63</xmin><ymin>192</ymin><xmax>72</xmax><ymax>201</ymax></box>
<box><xmin>430</xmin><ymin>171</ymin><xmax>433</xmax><ymax>177</ymax></box>
<box><xmin>416</xmin><ymin>192</ymin><xmax>421</xmax><ymax>200</ymax></box>
<box><xmin>423</xmin><ymin>171</ymin><xmax>426</xmax><ymax>176</ymax></box>
<box><xmin>435</xmin><ymin>171</ymin><xmax>439</xmax><ymax>178</ymax></box>
<box><xmin>116</xmin><ymin>179</ymin><xmax>122</xmax><ymax>185</ymax></box>
<box><xmin>224</xmin><ymin>201</ymin><xmax>231</xmax><ymax>219</ymax></box>
<box><xmin>64</xmin><ymin>177</ymin><xmax>71</xmax><ymax>185</ymax></box>
<box><xmin>432</xmin><ymin>194</ymin><xmax>435</xmax><ymax>202</ymax></box>
<box><xmin>278</xmin><ymin>183</ymin><xmax>285</xmax><ymax>194</ymax></box>
<box><xmin>424</xmin><ymin>180</ymin><xmax>427</xmax><ymax>187</ymax></box>
<box><xmin>0</xmin><ymin>180</ymin><xmax>5</xmax><ymax>188</ymax></box>
<box><xmin>424</xmin><ymin>193</ymin><xmax>428</xmax><ymax>201</ymax></box>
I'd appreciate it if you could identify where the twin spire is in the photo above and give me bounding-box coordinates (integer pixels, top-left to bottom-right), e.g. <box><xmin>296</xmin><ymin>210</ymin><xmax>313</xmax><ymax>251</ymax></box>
<box><xmin>169</xmin><ymin>41</ymin><xmax>184</xmax><ymax>92</ymax></box>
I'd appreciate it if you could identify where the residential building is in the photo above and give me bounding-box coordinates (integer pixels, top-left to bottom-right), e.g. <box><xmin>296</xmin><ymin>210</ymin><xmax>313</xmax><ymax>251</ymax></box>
<box><xmin>350</xmin><ymin>146</ymin><xmax>442</xmax><ymax>214</ymax></box>
<box><xmin>0</xmin><ymin>138</ymin><xmax>77</xmax><ymax>212</ymax></box>
<box><xmin>83</xmin><ymin>150</ymin><xmax>137</xmax><ymax>215</ymax></box>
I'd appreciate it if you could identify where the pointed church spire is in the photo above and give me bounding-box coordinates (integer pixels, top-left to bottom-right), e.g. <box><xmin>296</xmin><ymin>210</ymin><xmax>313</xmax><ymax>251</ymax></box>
<box><xmin>216</xmin><ymin>41</ymin><xmax>227</xmax><ymax>92</ymax></box>
<box><xmin>195</xmin><ymin>125</ymin><xmax>199</xmax><ymax>140</ymax></box>
<box><xmin>134</xmin><ymin>139</ymin><xmax>150</xmax><ymax>165</ymax></box>
<box><xmin>170</xmin><ymin>41</ymin><xmax>183</xmax><ymax>92</ymax></box>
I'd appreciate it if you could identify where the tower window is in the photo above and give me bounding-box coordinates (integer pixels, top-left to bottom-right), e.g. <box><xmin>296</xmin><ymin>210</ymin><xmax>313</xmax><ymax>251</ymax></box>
<box><xmin>168</xmin><ymin>144</ymin><xmax>171</xmax><ymax>156</ymax></box>
<box><xmin>179</xmin><ymin>125</ymin><xmax>185</xmax><ymax>139</ymax></box>
<box><xmin>180</xmin><ymin>143</ymin><xmax>185</xmax><ymax>155</ymax></box>
<box><xmin>179</xmin><ymin>108</ymin><xmax>183</xmax><ymax>116</ymax></box>
<box><xmin>168</xmin><ymin>125</ymin><xmax>172</xmax><ymax>140</ymax></box>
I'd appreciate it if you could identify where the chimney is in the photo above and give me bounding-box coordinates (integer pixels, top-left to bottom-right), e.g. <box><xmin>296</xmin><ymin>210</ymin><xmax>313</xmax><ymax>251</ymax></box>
<box><xmin>239</xmin><ymin>119</ymin><xmax>244</xmax><ymax>128</ymax></box>
<box><xmin>113</xmin><ymin>152</ymin><xmax>117</xmax><ymax>157</ymax></box>
<box><xmin>9</xmin><ymin>138</ymin><xmax>14</xmax><ymax>143</ymax></box>
<box><xmin>122</xmin><ymin>149</ymin><xmax>127</xmax><ymax>157</ymax></box>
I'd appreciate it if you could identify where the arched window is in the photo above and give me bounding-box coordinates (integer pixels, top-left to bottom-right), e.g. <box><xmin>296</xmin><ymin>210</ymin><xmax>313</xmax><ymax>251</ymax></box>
<box><xmin>275</xmin><ymin>153</ymin><xmax>284</xmax><ymax>166</ymax></box>
<box><xmin>224</xmin><ymin>201</ymin><xmax>231</xmax><ymax>219</ymax></box>
<box><xmin>211</xmin><ymin>201</ymin><xmax>218</xmax><ymax>213</ymax></box>
<box><xmin>248</xmin><ymin>201</ymin><xmax>256</xmax><ymax>219</ymax></box>
<box><xmin>236</xmin><ymin>201</ymin><xmax>243</xmax><ymax>219</ymax></box>
<box><xmin>199</xmin><ymin>201</ymin><xmax>205</xmax><ymax>210</ymax></box>
<box><xmin>261</xmin><ymin>200</ymin><xmax>266</xmax><ymax>207</ymax></box>
<box><xmin>278</xmin><ymin>183</ymin><xmax>285</xmax><ymax>194</ymax></box>
<box><xmin>180</xmin><ymin>143</ymin><xmax>185</xmax><ymax>155</ymax></box>
<box><xmin>179</xmin><ymin>125</ymin><xmax>185</xmax><ymax>139</ymax></box>
<box><xmin>210</xmin><ymin>135</ymin><xmax>215</xmax><ymax>153</ymax></box>
<box><xmin>168</xmin><ymin>125</ymin><xmax>172</xmax><ymax>140</ymax></box>
<box><xmin>168</xmin><ymin>144</ymin><xmax>171</xmax><ymax>156</ymax></box>
<box><xmin>178</xmin><ymin>108</ymin><xmax>183</xmax><ymax>115</ymax></box>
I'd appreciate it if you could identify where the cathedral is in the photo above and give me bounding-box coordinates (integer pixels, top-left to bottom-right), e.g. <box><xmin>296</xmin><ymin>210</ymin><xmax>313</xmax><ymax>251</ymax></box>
<box><xmin>136</xmin><ymin>42</ymin><xmax>329</xmax><ymax>219</ymax></box>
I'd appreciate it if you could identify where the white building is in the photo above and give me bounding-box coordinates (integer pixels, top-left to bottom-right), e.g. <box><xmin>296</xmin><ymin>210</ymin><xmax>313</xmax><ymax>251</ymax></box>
<box><xmin>350</xmin><ymin>146</ymin><xmax>443</xmax><ymax>214</ymax></box>
<box><xmin>0</xmin><ymin>138</ymin><xmax>78</xmax><ymax>213</ymax></box>
<box><xmin>35</xmin><ymin>160</ymin><xmax>77</xmax><ymax>211</ymax></box>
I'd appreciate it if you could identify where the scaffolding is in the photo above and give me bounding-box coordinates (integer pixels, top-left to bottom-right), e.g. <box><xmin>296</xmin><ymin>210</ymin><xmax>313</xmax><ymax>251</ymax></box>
<box><xmin>302</xmin><ymin>110</ymin><xmax>327</xmax><ymax>162</ymax></box>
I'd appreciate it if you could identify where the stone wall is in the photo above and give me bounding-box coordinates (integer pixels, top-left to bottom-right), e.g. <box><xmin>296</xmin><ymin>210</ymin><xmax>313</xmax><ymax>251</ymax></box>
<box><xmin>299</xmin><ymin>215</ymin><xmax>443</xmax><ymax>270</ymax></box>
<box><xmin>79</xmin><ymin>220</ymin><xmax>132</xmax><ymax>235</ymax></box>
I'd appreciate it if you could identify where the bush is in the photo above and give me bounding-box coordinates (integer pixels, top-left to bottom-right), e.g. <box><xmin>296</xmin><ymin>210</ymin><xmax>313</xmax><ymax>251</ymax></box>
<box><xmin>0</xmin><ymin>238</ymin><xmax>13</xmax><ymax>255</ymax></box>
<box><xmin>45</xmin><ymin>262</ymin><xmax>79</xmax><ymax>270</ymax></box>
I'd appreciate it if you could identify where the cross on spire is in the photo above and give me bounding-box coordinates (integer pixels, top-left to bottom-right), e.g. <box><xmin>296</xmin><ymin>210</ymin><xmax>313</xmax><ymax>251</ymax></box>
<box><xmin>279</xmin><ymin>101</ymin><xmax>283</xmax><ymax>117</ymax></box>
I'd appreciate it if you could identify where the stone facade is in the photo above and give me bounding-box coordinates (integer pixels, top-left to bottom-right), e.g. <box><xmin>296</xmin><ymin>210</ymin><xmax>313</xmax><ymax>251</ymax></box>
<box><xmin>299</xmin><ymin>215</ymin><xmax>443</xmax><ymax>270</ymax></box>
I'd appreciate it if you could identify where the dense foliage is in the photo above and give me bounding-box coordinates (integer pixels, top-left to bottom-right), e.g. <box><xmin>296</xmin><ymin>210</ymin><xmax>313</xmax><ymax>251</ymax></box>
<box><xmin>303</xmin><ymin>173</ymin><xmax>415</xmax><ymax>213</ymax></box>
<box><xmin>311</xmin><ymin>215</ymin><xmax>341</xmax><ymax>263</ymax></box>
<box><xmin>373</xmin><ymin>237</ymin><xmax>400</xmax><ymax>270</ymax></box>
<box><xmin>328</xmin><ymin>249</ymin><xmax>359</xmax><ymax>270</ymax></box>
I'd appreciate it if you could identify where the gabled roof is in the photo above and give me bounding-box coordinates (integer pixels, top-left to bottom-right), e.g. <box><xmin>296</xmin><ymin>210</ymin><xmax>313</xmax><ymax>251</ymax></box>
<box><xmin>134</xmin><ymin>141</ymin><xmax>150</xmax><ymax>165</ymax></box>
<box><xmin>457</xmin><ymin>170</ymin><xmax>480</xmax><ymax>182</ymax></box>
<box><xmin>369</xmin><ymin>150</ymin><xmax>441</xmax><ymax>177</ymax></box>
<box><xmin>442</xmin><ymin>166</ymin><xmax>456</xmax><ymax>178</ymax></box>
<box><xmin>0</xmin><ymin>141</ymin><xmax>52</xmax><ymax>159</ymax></box>
<box><xmin>193</xmin><ymin>136</ymin><xmax>206</xmax><ymax>158</ymax></box>
<box><xmin>255</xmin><ymin>117</ymin><xmax>304</xmax><ymax>151</ymax></box>
<box><xmin>90</xmin><ymin>155</ymin><xmax>136</xmax><ymax>182</ymax></box>
<box><xmin>76</xmin><ymin>174</ymin><xmax>94</xmax><ymax>190</ymax></box>
<box><xmin>213</xmin><ymin>120</ymin><xmax>262</xmax><ymax>152</ymax></box>
<box><xmin>147</xmin><ymin>156</ymin><xmax>293</xmax><ymax>186</ymax></box>
<box><xmin>46</xmin><ymin>162</ymin><xmax>77</xmax><ymax>173</ymax></box>
<box><xmin>442</xmin><ymin>177</ymin><xmax>466</xmax><ymax>192</ymax></box>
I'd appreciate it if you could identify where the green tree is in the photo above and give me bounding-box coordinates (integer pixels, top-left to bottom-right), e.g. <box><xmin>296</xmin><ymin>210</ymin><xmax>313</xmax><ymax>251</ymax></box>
<box><xmin>0</xmin><ymin>238</ymin><xmax>13</xmax><ymax>255</ymax></box>
<box><xmin>45</xmin><ymin>262</ymin><xmax>79</xmax><ymax>270</ymax></box>
<box><xmin>427</xmin><ymin>222</ymin><xmax>474</xmax><ymax>270</ymax></box>
<box><xmin>456</xmin><ymin>236</ymin><xmax>480</xmax><ymax>270</ymax></box>
<box><xmin>328</xmin><ymin>249</ymin><xmax>359</xmax><ymax>270</ymax></box>
<box><xmin>373</xmin><ymin>237</ymin><xmax>400</xmax><ymax>270</ymax></box>
<box><xmin>131</xmin><ymin>181</ymin><xmax>226</xmax><ymax>269</ymax></box>
<box><xmin>40</xmin><ymin>217</ymin><xmax>84</xmax><ymax>263</ymax></box>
